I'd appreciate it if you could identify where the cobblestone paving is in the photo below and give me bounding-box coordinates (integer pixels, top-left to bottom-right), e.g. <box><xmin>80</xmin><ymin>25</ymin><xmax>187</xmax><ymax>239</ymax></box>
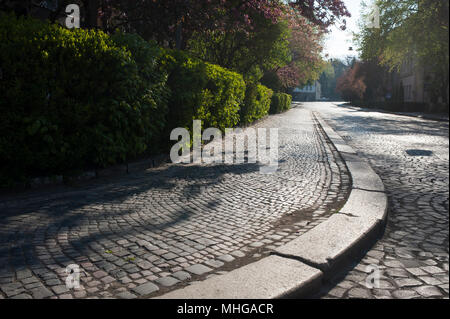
<box><xmin>0</xmin><ymin>106</ymin><xmax>350</xmax><ymax>299</ymax></box>
<box><xmin>307</xmin><ymin>102</ymin><xmax>449</xmax><ymax>299</ymax></box>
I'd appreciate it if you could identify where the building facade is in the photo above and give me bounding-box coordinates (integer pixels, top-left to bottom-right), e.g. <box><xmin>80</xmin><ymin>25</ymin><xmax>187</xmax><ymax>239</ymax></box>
<box><xmin>391</xmin><ymin>55</ymin><xmax>448</xmax><ymax>110</ymax></box>
<box><xmin>292</xmin><ymin>81</ymin><xmax>321</xmax><ymax>101</ymax></box>
<box><xmin>396</xmin><ymin>56</ymin><xmax>427</xmax><ymax>103</ymax></box>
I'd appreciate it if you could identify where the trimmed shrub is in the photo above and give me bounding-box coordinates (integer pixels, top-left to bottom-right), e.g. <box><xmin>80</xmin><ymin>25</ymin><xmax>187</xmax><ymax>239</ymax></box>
<box><xmin>240</xmin><ymin>83</ymin><xmax>273</xmax><ymax>125</ymax></box>
<box><xmin>270</xmin><ymin>93</ymin><xmax>292</xmax><ymax>114</ymax></box>
<box><xmin>260</xmin><ymin>70</ymin><xmax>283</xmax><ymax>92</ymax></box>
<box><xmin>110</xmin><ymin>32</ymin><xmax>170</xmax><ymax>152</ymax></box>
<box><xmin>0</xmin><ymin>15</ymin><xmax>249</xmax><ymax>188</ymax></box>
<box><xmin>161</xmin><ymin>49</ymin><xmax>246</xmax><ymax>134</ymax></box>
<box><xmin>0</xmin><ymin>14</ymin><xmax>166</xmax><ymax>187</ymax></box>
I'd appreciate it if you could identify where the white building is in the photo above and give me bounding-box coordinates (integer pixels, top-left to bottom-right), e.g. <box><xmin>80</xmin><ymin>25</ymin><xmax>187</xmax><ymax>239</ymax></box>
<box><xmin>292</xmin><ymin>81</ymin><xmax>321</xmax><ymax>101</ymax></box>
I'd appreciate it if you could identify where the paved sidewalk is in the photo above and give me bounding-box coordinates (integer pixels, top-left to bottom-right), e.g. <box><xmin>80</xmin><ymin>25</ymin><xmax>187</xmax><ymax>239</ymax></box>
<box><xmin>308</xmin><ymin>102</ymin><xmax>449</xmax><ymax>299</ymax></box>
<box><xmin>0</xmin><ymin>106</ymin><xmax>350</xmax><ymax>299</ymax></box>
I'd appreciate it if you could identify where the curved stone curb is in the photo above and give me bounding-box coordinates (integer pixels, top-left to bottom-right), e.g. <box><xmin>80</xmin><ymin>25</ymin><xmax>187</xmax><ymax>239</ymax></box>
<box><xmin>155</xmin><ymin>112</ymin><xmax>388</xmax><ymax>299</ymax></box>
<box><xmin>274</xmin><ymin>113</ymin><xmax>388</xmax><ymax>280</ymax></box>
<box><xmin>154</xmin><ymin>256</ymin><xmax>323</xmax><ymax>299</ymax></box>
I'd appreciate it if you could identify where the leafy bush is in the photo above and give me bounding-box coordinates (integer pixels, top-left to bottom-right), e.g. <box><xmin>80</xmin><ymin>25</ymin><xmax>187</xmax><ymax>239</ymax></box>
<box><xmin>240</xmin><ymin>84</ymin><xmax>273</xmax><ymax>125</ymax></box>
<box><xmin>270</xmin><ymin>93</ymin><xmax>292</xmax><ymax>114</ymax></box>
<box><xmin>110</xmin><ymin>32</ymin><xmax>170</xmax><ymax>152</ymax></box>
<box><xmin>0</xmin><ymin>14</ymin><xmax>166</xmax><ymax>187</ymax></box>
<box><xmin>260</xmin><ymin>70</ymin><xmax>283</xmax><ymax>92</ymax></box>
<box><xmin>161</xmin><ymin>49</ymin><xmax>246</xmax><ymax>134</ymax></box>
<box><xmin>336</xmin><ymin>63</ymin><xmax>367</xmax><ymax>102</ymax></box>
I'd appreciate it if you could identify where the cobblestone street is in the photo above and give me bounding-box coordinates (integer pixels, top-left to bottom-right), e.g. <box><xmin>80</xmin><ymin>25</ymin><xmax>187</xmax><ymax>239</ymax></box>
<box><xmin>0</xmin><ymin>106</ymin><xmax>350</xmax><ymax>299</ymax></box>
<box><xmin>1</xmin><ymin>102</ymin><xmax>448</xmax><ymax>300</ymax></box>
<box><xmin>307</xmin><ymin>103</ymin><xmax>449</xmax><ymax>299</ymax></box>
<box><xmin>1</xmin><ymin>0</ymin><xmax>448</xmax><ymax>306</ymax></box>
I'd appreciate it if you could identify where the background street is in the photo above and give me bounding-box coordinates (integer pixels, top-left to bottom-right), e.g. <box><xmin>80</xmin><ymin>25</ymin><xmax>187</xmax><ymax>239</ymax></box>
<box><xmin>306</xmin><ymin>102</ymin><xmax>449</xmax><ymax>299</ymax></box>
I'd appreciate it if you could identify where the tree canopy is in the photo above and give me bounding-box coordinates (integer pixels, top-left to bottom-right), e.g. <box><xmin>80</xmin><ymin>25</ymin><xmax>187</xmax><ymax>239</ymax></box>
<box><xmin>1</xmin><ymin>0</ymin><xmax>351</xmax><ymax>92</ymax></box>
<box><xmin>357</xmin><ymin>0</ymin><xmax>449</xmax><ymax>104</ymax></box>
<box><xmin>97</xmin><ymin>0</ymin><xmax>350</xmax><ymax>48</ymax></box>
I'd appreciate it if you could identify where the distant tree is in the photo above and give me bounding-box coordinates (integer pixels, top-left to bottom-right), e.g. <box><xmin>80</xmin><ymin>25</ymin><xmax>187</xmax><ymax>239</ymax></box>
<box><xmin>276</xmin><ymin>7</ymin><xmax>326</xmax><ymax>89</ymax></box>
<box><xmin>319</xmin><ymin>61</ymin><xmax>336</xmax><ymax>98</ymax></box>
<box><xmin>318</xmin><ymin>58</ymin><xmax>351</xmax><ymax>99</ymax></box>
<box><xmin>357</xmin><ymin>0</ymin><xmax>449</xmax><ymax>106</ymax></box>
<box><xmin>358</xmin><ymin>60</ymin><xmax>386</xmax><ymax>102</ymax></box>
<box><xmin>336</xmin><ymin>62</ymin><xmax>367</xmax><ymax>102</ymax></box>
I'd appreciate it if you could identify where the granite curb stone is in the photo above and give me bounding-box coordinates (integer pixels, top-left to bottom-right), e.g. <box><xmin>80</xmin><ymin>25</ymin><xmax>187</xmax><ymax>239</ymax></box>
<box><xmin>155</xmin><ymin>111</ymin><xmax>388</xmax><ymax>299</ymax></box>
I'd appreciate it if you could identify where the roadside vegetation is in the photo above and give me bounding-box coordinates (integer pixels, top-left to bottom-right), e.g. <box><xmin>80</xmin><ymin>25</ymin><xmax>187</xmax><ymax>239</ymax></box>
<box><xmin>336</xmin><ymin>0</ymin><xmax>449</xmax><ymax>113</ymax></box>
<box><xmin>0</xmin><ymin>1</ymin><xmax>350</xmax><ymax>188</ymax></box>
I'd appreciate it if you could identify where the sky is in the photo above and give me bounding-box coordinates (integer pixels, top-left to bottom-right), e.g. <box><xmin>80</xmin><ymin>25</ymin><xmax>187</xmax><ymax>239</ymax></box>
<box><xmin>323</xmin><ymin>0</ymin><xmax>363</xmax><ymax>60</ymax></box>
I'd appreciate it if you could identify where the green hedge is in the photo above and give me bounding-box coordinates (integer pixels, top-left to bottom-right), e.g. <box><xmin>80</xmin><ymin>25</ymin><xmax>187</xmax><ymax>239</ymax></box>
<box><xmin>0</xmin><ymin>14</ymin><xmax>272</xmax><ymax>188</ymax></box>
<box><xmin>0</xmin><ymin>14</ymin><xmax>166</xmax><ymax>187</ymax></box>
<box><xmin>161</xmin><ymin>49</ymin><xmax>246</xmax><ymax>134</ymax></box>
<box><xmin>110</xmin><ymin>32</ymin><xmax>170</xmax><ymax>152</ymax></box>
<box><xmin>270</xmin><ymin>93</ymin><xmax>292</xmax><ymax>114</ymax></box>
<box><xmin>240</xmin><ymin>84</ymin><xmax>273</xmax><ymax>125</ymax></box>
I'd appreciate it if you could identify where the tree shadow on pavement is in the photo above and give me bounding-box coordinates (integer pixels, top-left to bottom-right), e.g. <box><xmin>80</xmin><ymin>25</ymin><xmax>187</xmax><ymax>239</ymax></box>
<box><xmin>0</xmin><ymin>162</ymin><xmax>263</xmax><ymax>274</ymax></box>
